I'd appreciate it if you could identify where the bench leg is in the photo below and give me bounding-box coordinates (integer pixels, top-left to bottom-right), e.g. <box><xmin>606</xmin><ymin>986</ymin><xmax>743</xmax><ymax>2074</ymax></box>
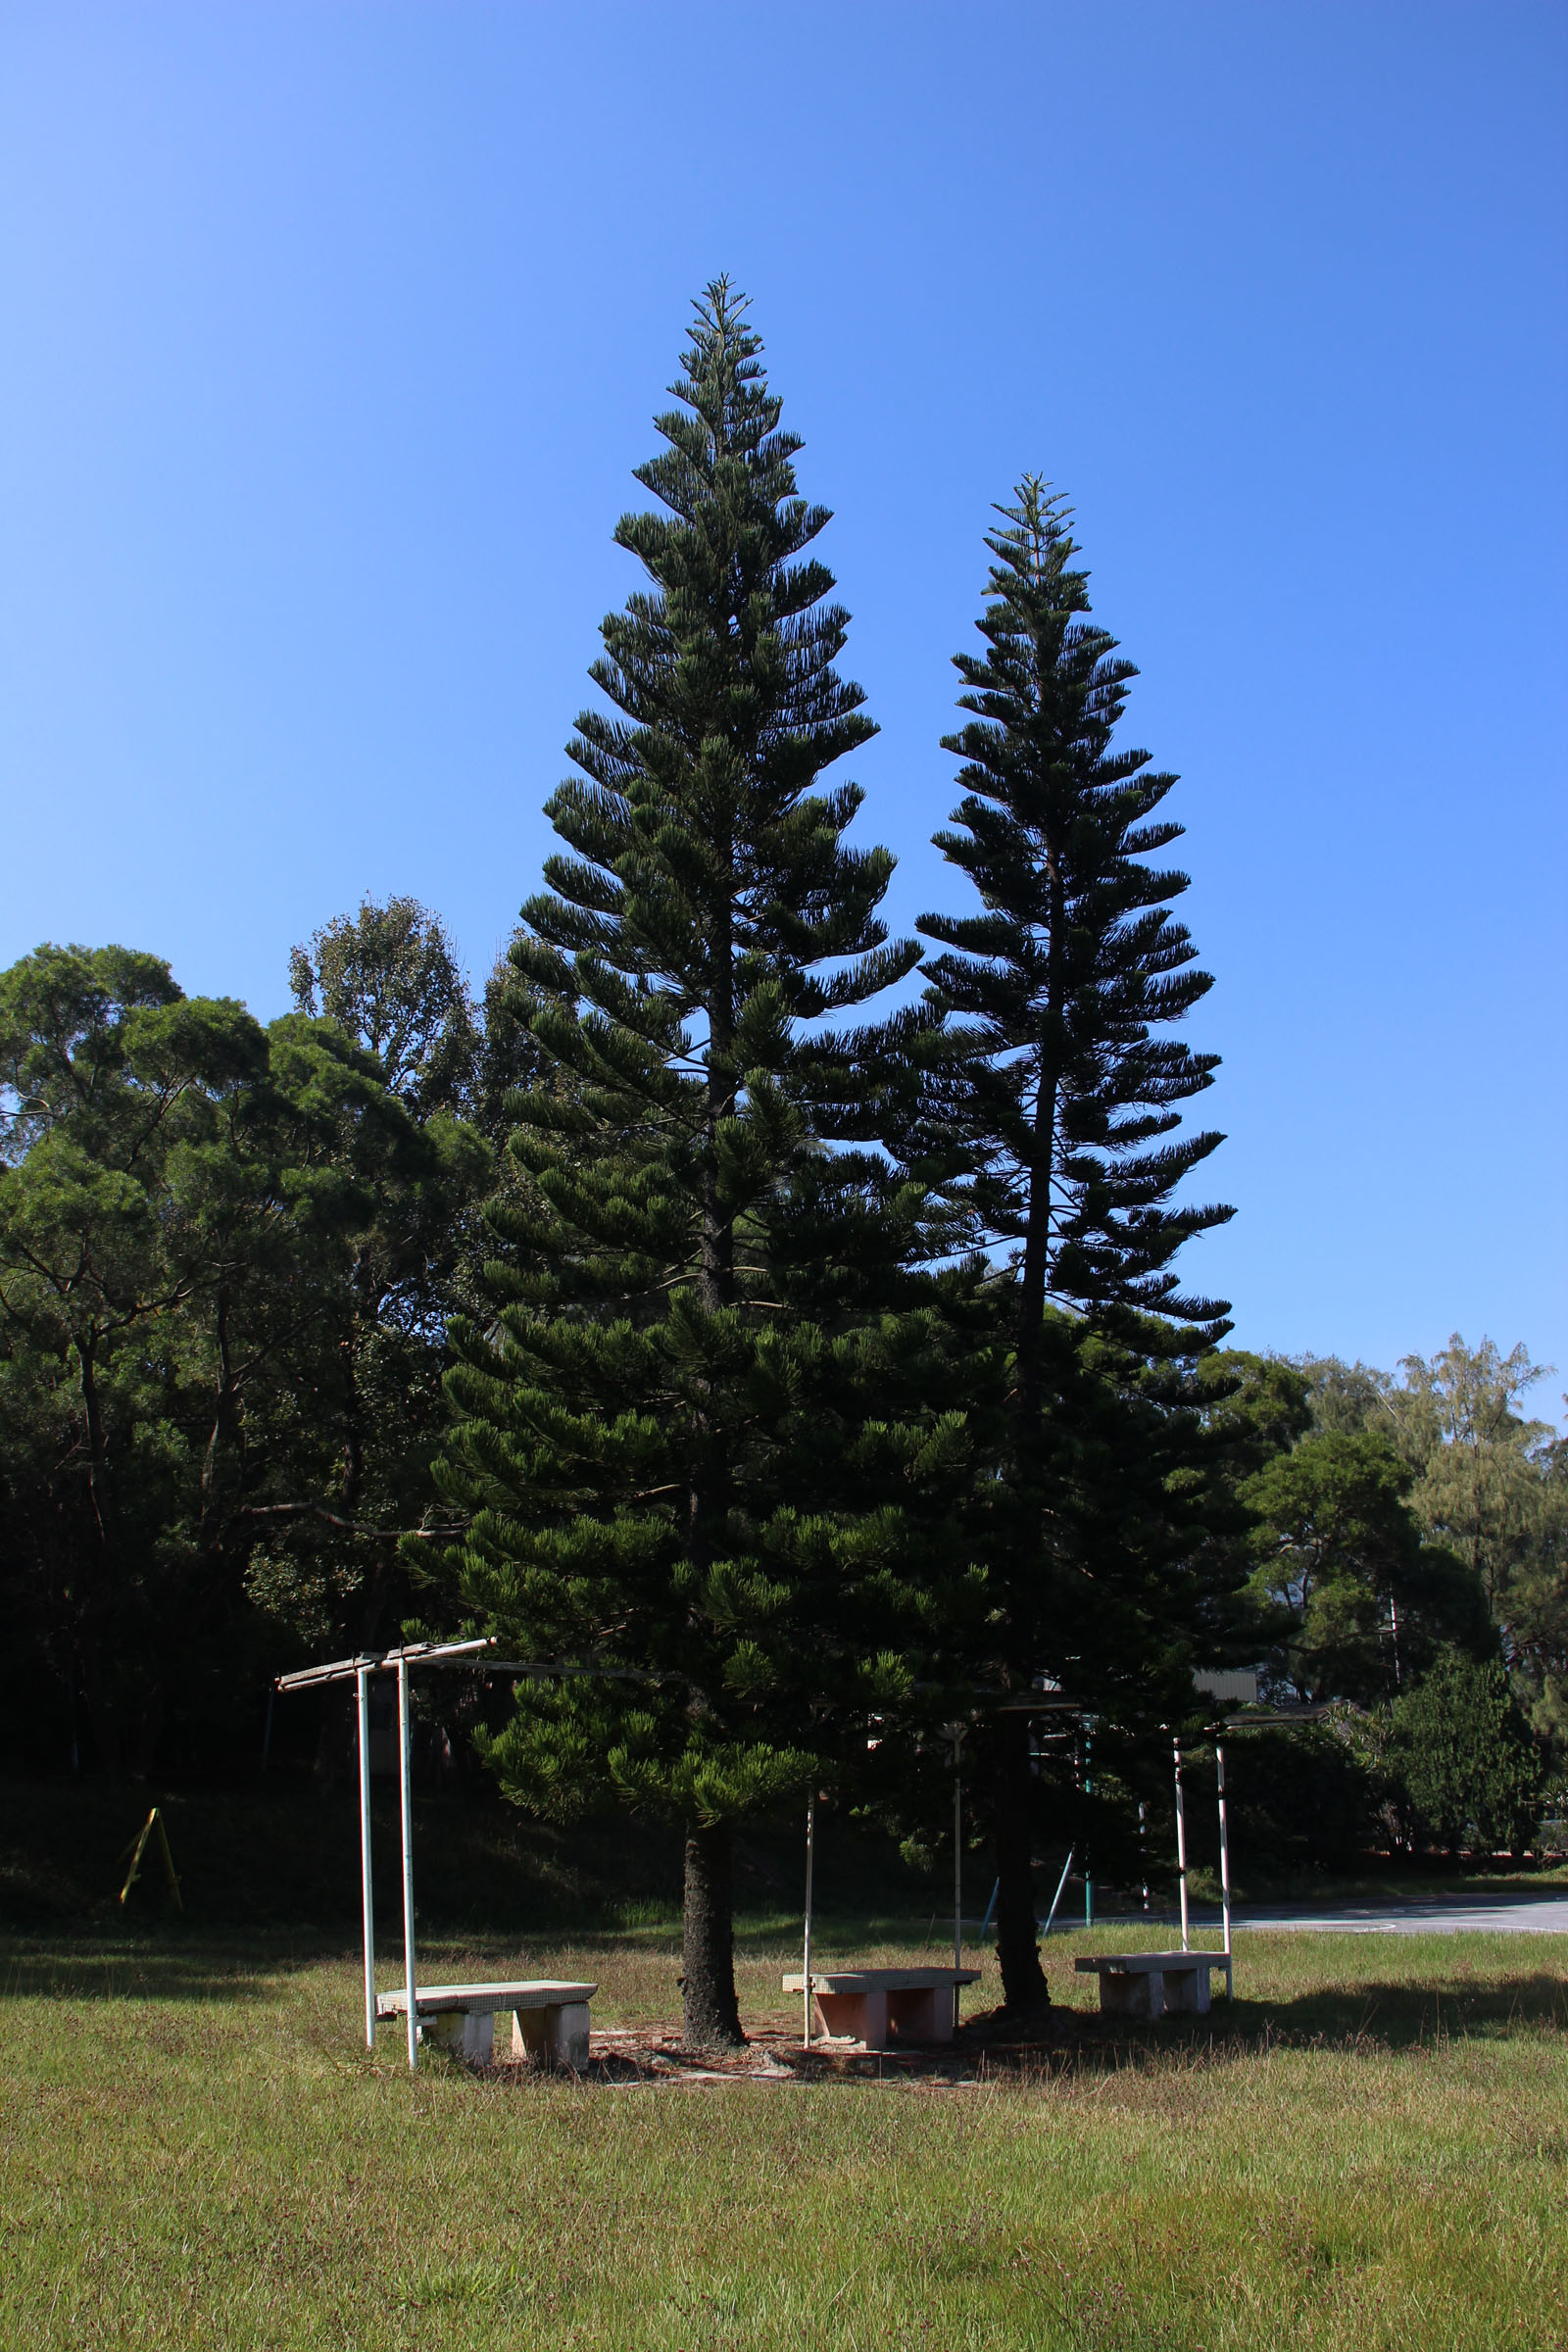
<box><xmin>424</xmin><ymin>2010</ymin><xmax>495</xmax><ymax>2064</ymax></box>
<box><xmin>512</xmin><ymin>2002</ymin><xmax>591</xmax><ymax>2068</ymax></box>
<box><xmin>552</xmin><ymin>2002</ymin><xmax>591</xmax><ymax>2065</ymax></box>
<box><xmin>888</xmin><ymin>1987</ymin><xmax>948</xmax><ymax>2044</ymax></box>
<box><xmin>812</xmin><ymin>1990</ymin><xmax>891</xmax><ymax>2049</ymax></box>
<box><xmin>1100</xmin><ymin>1971</ymin><xmax>1163</xmax><ymax>2020</ymax></box>
<box><xmin>1163</xmin><ymin>1969</ymin><xmax>1210</xmax><ymax>2016</ymax></box>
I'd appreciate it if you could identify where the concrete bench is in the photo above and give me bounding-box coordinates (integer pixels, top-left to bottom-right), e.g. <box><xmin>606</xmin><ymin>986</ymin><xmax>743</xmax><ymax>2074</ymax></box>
<box><xmin>1074</xmin><ymin>1950</ymin><xmax>1225</xmax><ymax>2020</ymax></box>
<box><xmin>781</xmin><ymin>1967</ymin><xmax>981</xmax><ymax>2049</ymax></box>
<box><xmin>375</xmin><ymin>1980</ymin><xmax>597</xmax><ymax>2067</ymax></box>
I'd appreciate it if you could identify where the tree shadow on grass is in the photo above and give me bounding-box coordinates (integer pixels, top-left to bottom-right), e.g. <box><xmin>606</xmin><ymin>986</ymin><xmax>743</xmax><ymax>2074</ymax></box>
<box><xmin>0</xmin><ymin>1932</ymin><xmax>351</xmax><ymax>2005</ymax></box>
<box><xmin>1225</xmin><ymin>1970</ymin><xmax>1568</xmax><ymax>2049</ymax></box>
<box><xmin>945</xmin><ymin>1970</ymin><xmax>1568</xmax><ymax>2081</ymax></box>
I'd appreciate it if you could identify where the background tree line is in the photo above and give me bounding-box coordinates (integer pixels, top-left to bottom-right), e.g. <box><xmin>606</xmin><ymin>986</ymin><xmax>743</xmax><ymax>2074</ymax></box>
<box><xmin>2</xmin><ymin>283</ymin><xmax>1562</xmax><ymax>2039</ymax></box>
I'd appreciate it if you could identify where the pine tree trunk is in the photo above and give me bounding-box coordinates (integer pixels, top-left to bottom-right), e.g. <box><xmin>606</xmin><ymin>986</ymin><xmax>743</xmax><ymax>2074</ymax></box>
<box><xmin>992</xmin><ymin>1712</ymin><xmax>1050</xmax><ymax>2011</ymax></box>
<box><xmin>681</xmin><ymin>1819</ymin><xmax>745</xmax><ymax>2047</ymax></box>
<box><xmin>991</xmin><ymin>908</ymin><xmax>1063</xmax><ymax>2016</ymax></box>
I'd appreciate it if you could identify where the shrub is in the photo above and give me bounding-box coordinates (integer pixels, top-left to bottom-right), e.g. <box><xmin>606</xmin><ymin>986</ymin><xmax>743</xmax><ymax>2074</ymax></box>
<box><xmin>1392</xmin><ymin>1650</ymin><xmax>1543</xmax><ymax>1855</ymax></box>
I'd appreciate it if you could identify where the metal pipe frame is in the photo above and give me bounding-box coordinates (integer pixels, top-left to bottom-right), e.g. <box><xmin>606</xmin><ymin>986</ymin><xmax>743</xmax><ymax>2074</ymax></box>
<box><xmin>802</xmin><ymin>1789</ymin><xmax>816</xmax><ymax>2048</ymax></box>
<box><xmin>1216</xmin><ymin>1740</ymin><xmax>1234</xmax><ymax>1996</ymax></box>
<box><xmin>397</xmin><ymin>1655</ymin><xmax>417</xmax><ymax>2071</ymax></box>
<box><xmin>1042</xmin><ymin>1845</ymin><xmax>1075</xmax><ymax>1937</ymax></box>
<box><xmin>952</xmin><ymin>1737</ymin><xmax>963</xmax><ymax>2031</ymax></box>
<box><xmin>1173</xmin><ymin>1736</ymin><xmax>1190</xmax><ymax>1953</ymax></box>
<box><xmin>357</xmin><ymin>1666</ymin><xmax>375</xmax><ymax>2050</ymax></box>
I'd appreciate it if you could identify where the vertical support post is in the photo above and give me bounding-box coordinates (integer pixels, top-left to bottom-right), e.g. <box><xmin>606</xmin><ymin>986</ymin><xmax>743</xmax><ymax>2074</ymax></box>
<box><xmin>397</xmin><ymin>1654</ymin><xmax>417</xmax><ymax>2071</ymax></box>
<box><xmin>952</xmin><ymin>1733</ymin><xmax>963</xmax><ymax>2031</ymax></box>
<box><xmin>802</xmin><ymin>1788</ymin><xmax>815</xmax><ymax>2048</ymax></box>
<box><xmin>357</xmin><ymin>1666</ymin><xmax>375</xmax><ymax>2051</ymax></box>
<box><xmin>1042</xmin><ymin>1846</ymin><xmax>1074</xmax><ymax>1937</ymax></box>
<box><xmin>1173</xmin><ymin>1736</ymin><xmax>1190</xmax><ymax>1954</ymax></box>
<box><xmin>1083</xmin><ymin>1725</ymin><xmax>1094</xmax><ymax>1931</ymax></box>
<box><xmin>1139</xmin><ymin>1798</ymin><xmax>1149</xmax><ymax>1913</ymax></box>
<box><xmin>1216</xmin><ymin>1740</ymin><xmax>1233</xmax><ymax>1996</ymax></box>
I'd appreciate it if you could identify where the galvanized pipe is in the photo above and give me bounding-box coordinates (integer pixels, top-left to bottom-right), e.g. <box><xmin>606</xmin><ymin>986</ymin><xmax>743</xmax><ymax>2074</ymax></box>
<box><xmin>397</xmin><ymin>1655</ymin><xmax>417</xmax><ymax>2071</ymax></box>
<box><xmin>1042</xmin><ymin>1845</ymin><xmax>1075</xmax><ymax>1937</ymax></box>
<box><xmin>1216</xmin><ymin>1740</ymin><xmax>1234</xmax><ymax>1994</ymax></box>
<box><xmin>952</xmin><ymin>1737</ymin><xmax>963</xmax><ymax>2030</ymax></box>
<box><xmin>1173</xmin><ymin>1737</ymin><xmax>1190</xmax><ymax>1953</ymax></box>
<box><xmin>357</xmin><ymin>1666</ymin><xmax>376</xmax><ymax>2050</ymax></box>
<box><xmin>802</xmin><ymin>1789</ymin><xmax>816</xmax><ymax>2048</ymax></box>
<box><xmin>1083</xmin><ymin>1727</ymin><xmax>1095</xmax><ymax>1931</ymax></box>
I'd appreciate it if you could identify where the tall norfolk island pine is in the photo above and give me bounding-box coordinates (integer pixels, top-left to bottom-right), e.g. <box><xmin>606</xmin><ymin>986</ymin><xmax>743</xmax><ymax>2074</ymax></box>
<box><xmin>438</xmin><ymin>285</ymin><xmax>933</xmax><ymax>2045</ymax></box>
<box><xmin>921</xmin><ymin>482</ymin><xmax>1235</xmax><ymax>2008</ymax></box>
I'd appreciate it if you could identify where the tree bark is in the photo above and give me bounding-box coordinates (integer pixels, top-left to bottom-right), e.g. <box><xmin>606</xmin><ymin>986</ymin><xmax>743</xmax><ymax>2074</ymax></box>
<box><xmin>989</xmin><ymin>811</ymin><xmax>1066</xmax><ymax>2015</ymax></box>
<box><xmin>681</xmin><ymin>1819</ymin><xmax>745</xmax><ymax>2047</ymax></box>
<box><xmin>992</xmin><ymin>1711</ymin><xmax>1050</xmax><ymax>2011</ymax></box>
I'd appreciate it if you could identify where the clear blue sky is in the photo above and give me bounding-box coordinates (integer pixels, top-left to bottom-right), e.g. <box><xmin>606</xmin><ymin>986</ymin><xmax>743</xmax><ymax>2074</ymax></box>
<box><xmin>2</xmin><ymin>2</ymin><xmax>1564</xmax><ymax>1400</ymax></box>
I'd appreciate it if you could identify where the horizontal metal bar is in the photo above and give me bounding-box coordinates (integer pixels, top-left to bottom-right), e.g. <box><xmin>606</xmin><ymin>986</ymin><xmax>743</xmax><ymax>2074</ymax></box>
<box><xmin>274</xmin><ymin>1654</ymin><xmax>385</xmax><ymax>1691</ymax></box>
<box><xmin>274</xmin><ymin>1641</ymin><xmax>668</xmax><ymax>1694</ymax></box>
<box><xmin>275</xmin><ymin>1637</ymin><xmax>491</xmax><ymax>1692</ymax></box>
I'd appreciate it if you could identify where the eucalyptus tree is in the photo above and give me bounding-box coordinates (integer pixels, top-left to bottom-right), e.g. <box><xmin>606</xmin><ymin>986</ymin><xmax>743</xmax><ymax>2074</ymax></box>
<box><xmin>0</xmin><ymin>942</ymin><xmax>478</xmax><ymax>1777</ymax></box>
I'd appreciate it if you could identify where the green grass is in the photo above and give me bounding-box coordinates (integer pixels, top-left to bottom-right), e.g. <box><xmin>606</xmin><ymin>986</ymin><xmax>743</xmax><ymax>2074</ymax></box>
<box><xmin>4</xmin><ymin>1922</ymin><xmax>1567</xmax><ymax>2349</ymax></box>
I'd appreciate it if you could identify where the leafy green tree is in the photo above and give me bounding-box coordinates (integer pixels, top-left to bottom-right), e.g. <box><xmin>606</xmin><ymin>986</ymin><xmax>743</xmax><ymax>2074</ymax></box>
<box><xmin>1195</xmin><ymin>1348</ymin><xmax>1312</xmax><ymax>1468</ymax></box>
<box><xmin>1505</xmin><ymin>1433</ymin><xmax>1568</xmax><ymax>1750</ymax></box>
<box><xmin>289</xmin><ymin>895</ymin><xmax>479</xmax><ymax>1119</ymax></box>
<box><xmin>1398</xmin><ymin>1337</ymin><xmax>1560</xmax><ymax>1630</ymax></box>
<box><xmin>0</xmin><ymin>942</ymin><xmax>474</xmax><ymax>1776</ymax></box>
<box><xmin>1244</xmin><ymin>1429</ymin><xmax>1491</xmax><ymax>1704</ymax></box>
<box><xmin>439</xmin><ymin>282</ymin><xmax>930</xmax><ymax>2044</ymax></box>
<box><xmin>269</xmin><ymin>902</ymin><xmax>494</xmax><ymax>1769</ymax></box>
<box><xmin>912</xmin><ymin>479</ymin><xmax>1235</xmax><ymax>2008</ymax></box>
<box><xmin>1299</xmin><ymin>1341</ymin><xmax>1567</xmax><ymax>1744</ymax></box>
<box><xmin>1392</xmin><ymin>1648</ymin><xmax>1543</xmax><ymax>1855</ymax></box>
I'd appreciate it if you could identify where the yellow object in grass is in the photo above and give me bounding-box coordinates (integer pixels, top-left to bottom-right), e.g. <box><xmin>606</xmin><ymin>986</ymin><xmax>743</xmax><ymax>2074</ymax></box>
<box><xmin>118</xmin><ymin>1805</ymin><xmax>182</xmax><ymax>1912</ymax></box>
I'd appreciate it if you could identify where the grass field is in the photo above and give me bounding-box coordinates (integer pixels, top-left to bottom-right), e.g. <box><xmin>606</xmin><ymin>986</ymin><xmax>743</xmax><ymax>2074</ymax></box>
<box><xmin>4</xmin><ymin>1920</ymin><xmax>1567</xmax><ymax>2350</ymax></box>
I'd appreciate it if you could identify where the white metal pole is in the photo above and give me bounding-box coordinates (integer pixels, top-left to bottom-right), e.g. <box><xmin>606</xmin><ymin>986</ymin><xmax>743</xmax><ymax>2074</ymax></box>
<box><xmin>953</xmin><ymin>1737</ymin><xmax>963</xmax><ymax>2031</ymax></box>
<box><xmin>1042</xmin><ymin>1845</ymin><xmax>1074</xmax><ymax>1938</ymax></box>
<box><xmin>1216</xmin><ymin>1740</ymin><xmax>1233</xmax><ymax>1995</ymax></box>
<box><xmin>357</xmin><ymin>1667</ymin><xmax>375</xmax><ymax>2050</ymax></box>
<box><xmin>397</xmin><ymin>1654</ymin><xmax>417</xmax><ymax>2071</ymax></box>
<box><xmin>802</xmin><ymin>1789</ymin><xmax>815</xmax><ymax>2048</ymax></box>
<box><xmin>1083</xmin><ymin>1727</ymin><xmax>1094</xmax><ymax>1931</ymax></box>
<box><xmin>1173</xmin><ymin>1736</ymin><xmax>1190</xmax><ymax>1954</ymax></box>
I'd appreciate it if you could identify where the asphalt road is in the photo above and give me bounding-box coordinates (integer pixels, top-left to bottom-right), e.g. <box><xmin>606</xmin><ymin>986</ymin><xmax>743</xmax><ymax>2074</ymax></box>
<box><xmin>1220</xmin><ymin>1892</ymin><xmax>1568</xmax><ymax>1936</ymax></box>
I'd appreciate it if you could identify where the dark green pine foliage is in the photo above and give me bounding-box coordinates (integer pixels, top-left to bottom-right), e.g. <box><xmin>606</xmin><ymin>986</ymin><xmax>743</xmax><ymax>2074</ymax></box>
<box><xmin>438</xmin><ymin>282</ymin><xmax>932</xmax><ymax>2046</ymax></box>
<box><xmin>921</xmin><ymin>478</ymin><xmax>1232</xmax><ymax>1358</ymax></box>
<box><xmin>918</xmin><ymin>480</ymin><xmax>1236</xmax><ymax>2010</ymax></box>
